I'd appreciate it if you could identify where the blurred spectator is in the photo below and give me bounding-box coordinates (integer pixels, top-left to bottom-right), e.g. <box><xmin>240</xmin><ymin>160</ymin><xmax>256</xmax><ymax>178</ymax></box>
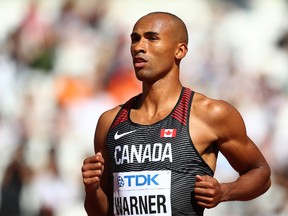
<box><xmin>27</xmin><ymin>147</ymin><xmax>75</xmax><ymax>216</ymax></box>
<box><xmin>0</xmin><ymin>144</ymin><xmax>31</xmax><ymax>216</ymax></box>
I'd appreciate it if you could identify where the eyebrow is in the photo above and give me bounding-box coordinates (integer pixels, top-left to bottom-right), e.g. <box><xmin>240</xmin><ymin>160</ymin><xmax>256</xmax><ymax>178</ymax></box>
<box><xmin>130</xmin><ymin>31</ymin><xmax>160</xmax><ymax>38</ymax></box>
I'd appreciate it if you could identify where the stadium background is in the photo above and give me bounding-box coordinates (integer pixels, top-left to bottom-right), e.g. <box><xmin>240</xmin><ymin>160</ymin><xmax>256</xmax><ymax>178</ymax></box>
<box><xmin>0</xmin><ymin>0</ymin><xmax>288</xmax><ymax>215</ymax></box>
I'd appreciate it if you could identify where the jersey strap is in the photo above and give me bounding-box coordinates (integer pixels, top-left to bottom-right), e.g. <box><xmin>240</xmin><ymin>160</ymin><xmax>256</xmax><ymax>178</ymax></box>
<box><xmin>110</xmin><ymin>96</ymin><xmax>135</xmax><ymax>129</ymax></box>
<box><xmin>171</xmin><ymin>87</ymin><xmax>193</xmax><ymax>126</ymax></box>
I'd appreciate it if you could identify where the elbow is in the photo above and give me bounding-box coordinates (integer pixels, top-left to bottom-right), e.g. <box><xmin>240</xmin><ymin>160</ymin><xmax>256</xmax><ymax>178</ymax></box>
<box><xmin>265</xmin><ymin>170</ymin><xmax>272</xmax><ymax>192</ymax></box>
<box><xmin>262</xmin><ymin>175</ymin><xmax>271</xmax><ymax>195</ymax></box>
<box><xmin>261</xmin><ymin>164</ymin><xmax>272</xmax><ymax>194</ymax></box>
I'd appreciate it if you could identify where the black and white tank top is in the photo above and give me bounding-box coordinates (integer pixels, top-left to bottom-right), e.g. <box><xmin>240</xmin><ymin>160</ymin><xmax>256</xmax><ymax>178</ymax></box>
<box><xmin>106</xmin><ymin>87</ymin><xmax>214</xmax><ymax>216</ymax></box>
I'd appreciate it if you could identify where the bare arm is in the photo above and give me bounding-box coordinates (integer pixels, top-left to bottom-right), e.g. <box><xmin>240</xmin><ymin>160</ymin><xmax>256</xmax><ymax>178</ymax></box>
<box><xmin>217</xmin><ymin>137</ymin><xmax>271</xmax><ymax>202</ymax></box>
<box><xmin>82</xmin><ymin>107</ymin><xmax>120</xmax><ymax>216</ymax></box>
<box><xmin>194</xmin><ymin>97</ymin><xmax>271</xmax><ymax>208</ymax></box>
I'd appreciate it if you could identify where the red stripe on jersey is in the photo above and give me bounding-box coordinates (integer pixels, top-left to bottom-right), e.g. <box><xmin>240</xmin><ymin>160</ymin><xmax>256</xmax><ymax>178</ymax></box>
<box><xmin>171</xmin><ymin>88</ymin><xmax>191</xmax><ymax>126</ymax></box>
<box><xmin>111</xmin><ymin>98</ymin><xmax>134</xmax><ymax>129</ymax></box>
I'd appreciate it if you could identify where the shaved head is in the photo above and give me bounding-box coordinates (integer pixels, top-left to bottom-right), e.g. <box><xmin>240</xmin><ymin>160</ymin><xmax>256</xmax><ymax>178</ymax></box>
<box><xmin>136</xmin><ymin>12</ymin><xmax>189</xmax><ymax>45</ymax></box>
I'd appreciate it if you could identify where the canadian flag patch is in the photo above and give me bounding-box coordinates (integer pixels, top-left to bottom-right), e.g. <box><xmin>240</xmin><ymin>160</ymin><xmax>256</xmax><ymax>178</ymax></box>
<box><xmin>160</xmin><ymin>129</ymin><xmax>177</xmax><ymax>138</ymax></box>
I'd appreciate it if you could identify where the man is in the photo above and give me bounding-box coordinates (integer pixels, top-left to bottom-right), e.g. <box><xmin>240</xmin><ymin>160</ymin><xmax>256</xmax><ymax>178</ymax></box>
<box><xmin>81</xmin><ymin>12</ymin><xmax>271</xmax><ymax>216</ymax></box>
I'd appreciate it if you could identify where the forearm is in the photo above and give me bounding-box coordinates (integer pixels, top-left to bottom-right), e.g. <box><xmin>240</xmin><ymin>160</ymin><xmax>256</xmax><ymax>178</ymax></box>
<box><xmin>220</xmin><ymin>165</ymin><xmax>271</xmax><ymax>202</ymax></box>
<box><xmin>84</xmin><ymin>187</ymin><xmax>110</xmax><ymax>216</ymax></box>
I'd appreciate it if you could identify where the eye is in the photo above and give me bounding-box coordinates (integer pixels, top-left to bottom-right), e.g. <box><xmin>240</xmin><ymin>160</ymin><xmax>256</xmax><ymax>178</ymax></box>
<box><xmin>149</xmin><ymin>36</ymin><xmax>158</xmax><ymax>41</ymax></box>
<box><xmin>143</xmin><ymin>32</ymin><xmax>159</xmax><ymax>41</ymax></box>
<box><xmin>130</xmin><ymin>33</ymin><xmax>140</xmax><ymax>44</ymax></box>
<box><xmin>131</xmin><ymin>37</ymin><xmax>139</xmax><ymax>44</ymax></box>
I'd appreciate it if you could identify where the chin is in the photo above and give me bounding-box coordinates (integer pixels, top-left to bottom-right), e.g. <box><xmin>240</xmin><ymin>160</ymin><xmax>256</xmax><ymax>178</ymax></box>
<box><xmin>135</xmin><ymin>74</ymin><xmax>145</xmax><ymax>82</ymax></box>
<box><xmin>135</xmin><ymin>69</ymin><xmax>146</xmax><ymax>80</ymax></box>
<box><xmin>135</xmin><ymin>68</ymin><xmax>158</xmax><ymax>82</ymax></box>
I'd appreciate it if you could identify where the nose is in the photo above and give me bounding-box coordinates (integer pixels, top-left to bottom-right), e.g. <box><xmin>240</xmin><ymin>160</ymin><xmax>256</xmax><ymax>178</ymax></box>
<box><xmin>131</xmin><ymin>38</ymin><xmax>146</xmax><ymax>55</ymax></box>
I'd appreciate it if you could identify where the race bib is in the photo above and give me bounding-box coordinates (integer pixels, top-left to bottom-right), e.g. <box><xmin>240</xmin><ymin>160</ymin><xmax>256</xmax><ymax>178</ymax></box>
<box><xmin>113</xmin><ymin>170</ymin><xmax>172</xmax><ymax>216</ymax></box>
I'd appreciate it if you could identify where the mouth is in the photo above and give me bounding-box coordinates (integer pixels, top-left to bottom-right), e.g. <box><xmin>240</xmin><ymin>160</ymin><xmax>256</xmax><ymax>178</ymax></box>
<box><xmin>133</xmin><ymin>57</ymin><xmax>147</xmax><ymax>68</ymax></box>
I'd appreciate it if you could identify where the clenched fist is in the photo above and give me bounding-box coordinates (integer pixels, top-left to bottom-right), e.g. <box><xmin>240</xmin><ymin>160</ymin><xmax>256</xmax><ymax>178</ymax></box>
<box><xmin>82</xmin><ymin>152</ymin><xmax>105</xmax><ymax>193</ymax></box>
<box><xmin>194</xmin><ymin>175</ymin><xmax>224</xmax><ymax>209</ymax></box>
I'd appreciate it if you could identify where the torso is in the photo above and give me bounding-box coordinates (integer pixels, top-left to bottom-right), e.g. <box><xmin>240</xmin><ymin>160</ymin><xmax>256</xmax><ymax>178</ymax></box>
<box><xmin>106</xmin><ymin>87</ymin><xmax>215</xmax><ymax>216</ymax></box>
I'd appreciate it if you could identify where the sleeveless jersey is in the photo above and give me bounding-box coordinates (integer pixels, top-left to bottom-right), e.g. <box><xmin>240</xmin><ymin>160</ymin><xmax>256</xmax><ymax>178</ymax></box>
<box><xmin>106</xmin><ymin>87</ymin><xmax>214</xmax><ymax>216</ymax></box>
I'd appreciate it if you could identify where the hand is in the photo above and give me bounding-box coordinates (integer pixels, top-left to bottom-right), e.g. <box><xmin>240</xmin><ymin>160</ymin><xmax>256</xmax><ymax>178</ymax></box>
<box><xmin>194</xmin><ymin>175</ymin><xmax>223</xmax><ymax>209</ymax></box>
<box><xmin>82</xmin><ymin>152</ymin><xmax>104</xmax><ymax>192</ymax></box>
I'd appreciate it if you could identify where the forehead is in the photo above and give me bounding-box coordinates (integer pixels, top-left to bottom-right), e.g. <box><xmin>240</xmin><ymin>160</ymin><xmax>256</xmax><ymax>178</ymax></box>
<box><xmin>132</xmin><ymin>14</ymin><xmax>174</xmax><ymax>35</ymax></box>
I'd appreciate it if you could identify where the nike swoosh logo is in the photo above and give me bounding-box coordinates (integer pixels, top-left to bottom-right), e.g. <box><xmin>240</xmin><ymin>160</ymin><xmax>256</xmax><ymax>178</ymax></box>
<box><xmin>114</xmin><ymin>130</ymin><xmax>137</xmax><ymax>140</ymax></box>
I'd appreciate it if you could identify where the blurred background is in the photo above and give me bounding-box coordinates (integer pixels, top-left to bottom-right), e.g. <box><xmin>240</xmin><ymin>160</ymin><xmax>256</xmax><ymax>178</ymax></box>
<box><xmin>0</xmin><ymin>0</ymin><xmax>288</xmax><ymax>215</ymax></box>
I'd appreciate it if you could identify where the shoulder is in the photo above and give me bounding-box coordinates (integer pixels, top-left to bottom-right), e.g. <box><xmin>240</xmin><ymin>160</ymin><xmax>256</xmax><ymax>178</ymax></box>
<box><xmin>191</xmin><ymin>92</ymin><xmax>246</xmax><ymax>140</ymax></box>
<box><xmin>192</xmin><ymin>92</ymin><xmax>239</xmax><ymax>118</ymax></box>
<box><xmin>96</xmin><ymin>105</ymin><xmax>122</xmax><ymax>134</ymax></box>
<box><xmin>98</xmin><ymin>106</ymin><xmax>121</xmax><ymax>125</ymax></box>
<box><xmin>93</xmin><ymin>105</ymin><xmax>121</xmax><ymax>152</ymax></box>
<box><xmin>97</xmin><ymin>93</ymin><xmax>139</xmax><ymax>128</ymax></box>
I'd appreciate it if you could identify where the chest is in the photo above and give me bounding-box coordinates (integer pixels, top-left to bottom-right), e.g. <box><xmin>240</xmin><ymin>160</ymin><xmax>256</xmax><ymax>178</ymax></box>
<box><xmin>108</xmin><ymin>119</ymin><xmax>198</xmax><ymax>171</ymax></box>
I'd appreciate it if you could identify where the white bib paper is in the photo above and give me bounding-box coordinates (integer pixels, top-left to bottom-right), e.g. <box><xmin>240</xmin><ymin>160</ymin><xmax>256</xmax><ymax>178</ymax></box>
<box><xmin>113</xmin><ymin>170</ymin><xmax>172</xmax><ymax>216</ymax></box>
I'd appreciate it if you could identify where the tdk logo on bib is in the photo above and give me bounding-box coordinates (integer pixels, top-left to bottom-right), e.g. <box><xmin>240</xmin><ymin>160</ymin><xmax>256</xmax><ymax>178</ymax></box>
<box><xmin>117</xmin><ymin>174</ymin><xmax>159</xmax><ymax>187</ymax></box>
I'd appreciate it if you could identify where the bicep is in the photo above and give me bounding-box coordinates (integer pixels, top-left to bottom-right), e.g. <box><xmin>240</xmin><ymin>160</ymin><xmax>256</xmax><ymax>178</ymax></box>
<box><xmin>94</xmin><ymin>116</ymin><xmax>108</xmax><ymax>154</ymax></box>
<box><xmin>216</xmin><ymin>105</ymin><xmax>267</xmax><ymax>175</ymax></box>
<box><xmin>218</xmin><ymin>137</ymin><xmax>267</xmax><ymax>175</ymax></box>
<box><xmin>93</xmin><ymin>108</ymin><xmax>119</xmax><ymax>202</ymax></box>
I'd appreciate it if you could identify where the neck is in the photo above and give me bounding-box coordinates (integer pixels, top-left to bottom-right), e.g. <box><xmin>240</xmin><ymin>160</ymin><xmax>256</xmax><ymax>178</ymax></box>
<box><xmin>135</xmin><ymin>81</ymin><xmax>183</xmax><ymax>119</ymax></box>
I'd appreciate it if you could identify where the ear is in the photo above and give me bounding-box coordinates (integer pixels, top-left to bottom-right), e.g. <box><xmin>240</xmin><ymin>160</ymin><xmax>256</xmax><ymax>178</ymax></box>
<box><xmin>175</xmin><ymin>43</ymin><xmax>188</xmax><ymax>60</ymax></box>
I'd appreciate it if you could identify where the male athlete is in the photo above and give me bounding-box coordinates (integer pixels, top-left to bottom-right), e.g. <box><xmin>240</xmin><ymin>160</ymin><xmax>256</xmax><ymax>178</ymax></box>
<box><xmin>81</xmin><ymin>12</ymin><xmax>271</xmax><ymax>216</ymax></box>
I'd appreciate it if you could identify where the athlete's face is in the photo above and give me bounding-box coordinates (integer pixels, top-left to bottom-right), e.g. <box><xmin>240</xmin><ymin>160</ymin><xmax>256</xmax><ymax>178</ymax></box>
<box><xmin>130</xmin><ymin>14</ymin><xmax>180</xmax><ymax>82</ymax></box>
